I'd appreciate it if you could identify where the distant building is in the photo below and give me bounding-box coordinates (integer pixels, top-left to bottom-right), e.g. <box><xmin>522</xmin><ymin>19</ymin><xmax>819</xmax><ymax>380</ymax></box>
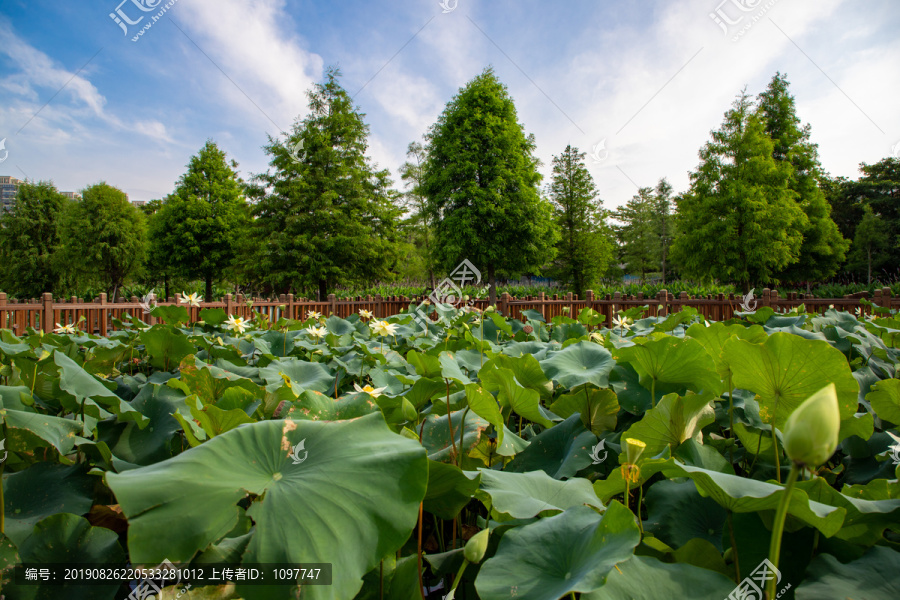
<box><xmin>0</xmin><ymin>176</ymin><xmax>21</xmax><ymax>212</ymax></box>
<box><xmin>131</xmin><ymin>200</ymin><xmax>147</xmax><ymax>207</ymax></box>
<box><xmin>61</xmin><ymin>191</ymin><xmax>82</xmax><ymax>200</ymax></box>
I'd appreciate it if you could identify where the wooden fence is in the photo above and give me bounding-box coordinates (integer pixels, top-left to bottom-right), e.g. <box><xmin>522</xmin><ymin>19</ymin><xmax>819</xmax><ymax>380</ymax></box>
<box><xmin>0</xmin><ymin>288</ymin><xmax>896</xmax><ymax>337</ymax></box>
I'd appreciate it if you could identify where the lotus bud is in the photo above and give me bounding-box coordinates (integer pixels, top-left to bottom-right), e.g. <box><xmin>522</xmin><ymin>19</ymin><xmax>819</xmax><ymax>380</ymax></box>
<box><xmin>562</xmin><ymin>306</ymin><xmax>571</xmax><ymax>314</ymax></box>
<box><xmin>623</xmin><ymin>438</ymin><xmax>646</xmax><ymax>465</ymax></box>
<box><xmin>484</xmin><ymin>305</ymin><xmax>496</xmax><ymax>313</ymax></box>
<box><xmin>401</xmin><ymin>398</ymin><xmax>417</xmax><ymax>422</ymax></box>
<box><xmin>783</xmin><ymin>383</ymin><xmax>840</xmax><ymax>468</ymax></box>
<box><xmin>464</xmin><ymin>529</ymin><xmax>490</xmax><ymax>564</ymax></box>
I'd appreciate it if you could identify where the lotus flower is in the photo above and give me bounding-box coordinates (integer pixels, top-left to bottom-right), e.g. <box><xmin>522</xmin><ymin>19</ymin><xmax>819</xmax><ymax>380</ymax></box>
<box><xmin>307</xmin><ymin>310</ymin><xmax>322</xmax><ymax>320</ymax></box>
<box><xmin>371</xmin><ymin>320</ymin><xmax>397</xmax><ymax>337</ymax></box>
<box><xmin>359</xmin><ymin>309</ymin><xmax>374</xmax><ymax>319</ymax></box>
<box><xmin>54</xmin><ymin>322</ymin><xmax>78</xmax><ymax>334</ymax></box>
<box><xmin>304</xmin><ymin>325</ymin><xmax>327</xmax><ymax>340</ymax></box>
<box><xmin>225</xmin><ymin>314</ymin><xmax>250</xmax><ymax>335</ymax></box>
<box><xmin>182</xmin><ymin>291</ymin><xmax>202</xmax><ymax>307</ymax></box>
<box><xmin>353</xmin><ymin>383</ymin><xmax>386</xmax><ymax>398</ymax></box>
<box><xmin>612</xmin><ymin>315</ymin><xmax>632</xmax><ymax>332</ymax></box>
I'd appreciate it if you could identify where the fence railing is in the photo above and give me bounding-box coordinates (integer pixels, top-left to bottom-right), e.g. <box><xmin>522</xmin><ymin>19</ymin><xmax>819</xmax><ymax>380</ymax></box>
<box><xmin>0</xmin><ymin>288</ymin><xmax>895</xmax><ymax>336</ymax></box>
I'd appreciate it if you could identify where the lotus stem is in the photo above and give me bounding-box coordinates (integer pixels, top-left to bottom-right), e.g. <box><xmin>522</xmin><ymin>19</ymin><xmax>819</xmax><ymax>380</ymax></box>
<box><xmin>766</xmin><ymin>462</ymin><xmax>800</xmax><ymax>599</ymax></box>
<box><xmin>727</xmin><ymin>511</ymin><xmax>741</xmax><ymax>583</ymax></box>
<box><xmin>417</xmin><ymin>501</ymin><xmax>425</xmax><ymax>600</ymax></box>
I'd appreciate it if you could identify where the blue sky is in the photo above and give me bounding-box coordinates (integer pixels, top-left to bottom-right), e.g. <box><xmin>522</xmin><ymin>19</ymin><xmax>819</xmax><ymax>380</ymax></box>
<box><xmin>1</xmin><ymin>0</ymin><xmax>898</xmax><ymax>207</ymax></box>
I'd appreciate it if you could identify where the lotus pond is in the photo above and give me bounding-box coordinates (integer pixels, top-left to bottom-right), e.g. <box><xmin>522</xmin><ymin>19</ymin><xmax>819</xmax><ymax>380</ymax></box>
<box><xmin>0</xmin><ymin>302</ymin><xmax>899</xmax><ymax>600</ymax></box>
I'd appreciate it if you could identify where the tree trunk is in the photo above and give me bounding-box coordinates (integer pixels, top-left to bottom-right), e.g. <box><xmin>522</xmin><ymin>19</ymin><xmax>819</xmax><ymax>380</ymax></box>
<box><xmin>205</xmin><ymin>275</ymin><xmax>213</xmax><ymax>302</ymax></box>
<box><xmin>661</xmin><ymin>249</ymin><xmax>667</xmax><ymax>284</ymax></box>
<box><xmin>742</xmin><ymin>280</ymin><xmax>751</xmax><ymax>295</ymax></box>
<box><xmin>164</xmin><ymin>273</ymin><xmax>170</xmax><ymax>301</ymax></box>
<box><xmin>318</xmin><ymin>279</ymin><xmax>327</xmax><ymax>302</ymax></box>
<box><xmin>488</xmin><ymin>264</ymin><xmax>497</xmax><ymax>306</ymax></box>
<box><xmin>867</xmin><ymin>247</ymin><xmax>872</xmax><ymax>285</ymax></box>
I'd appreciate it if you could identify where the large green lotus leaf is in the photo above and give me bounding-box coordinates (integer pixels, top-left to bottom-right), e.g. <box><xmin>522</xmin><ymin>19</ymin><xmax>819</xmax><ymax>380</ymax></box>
<box><xmin>400</xmin><ymin>377</ymin><xmax>445</xmax><ymax>409</ymax></box>
<box><xmin>796</xmin><ymin>546</ymin><xmax>900</xmax><ymax>599</ymax></box>
<box><xmin>110</xmin><ymin>383</ymin><xmax>189</xmax><ymax>465</ymax></box>
<box><xmin>188</xmin><ymin>398</ymin><xmax>256</xmax><ymax>438</ymax></box>
<box><xmin>465</xmin><ymin>384</ymin><xmax>504</xmax><ymax>445</ymax></box>
<box><xmin>149</xmin><ymin>304</ymin><xmax>190</xmax><ymax>326</ymax></box>
<box><xmin>796</xmin><ymin>477</ymin><xmax>900</xmax><ymax>546</ymax></box>
<box><xmin>582</xmin><ymin>555</ymin><xmax>737</xmax><ymax>600</ymax></box>
<box><xmin>506</xmin><ymin>414</ymin><xmax>597</xmax><ymax>479</ymax></box>
<box><xmin>549</xmin><ymin>387</ymin><xmax>619</xmax><ymax>436</ymax></box>
<box><xmin>475</xmin><ymin>469</ymin><xmax>604</xmax><ymax>519</ymax></box>
<box><xmin>107</xmin><ymin>412</ymin><xmax>427</xmax><ymax>600</ymax></box>
<box><xmin>439</xmin><ymin>352</ymin><xmax>472</xmax><ymax>385</ymax></box>
<box><xmin>199</xmin><ymin>307</ymin><xmax>228</xmax><ymax>326</ymax></box>
<box><xmin>421</xmin><ymin>410</ymin><xmax>490</xmax><ymax>463</ymax></box>
<box><xmin>258</xmin><ymin>358</ymin><xmax>334</xmax><ymax>394</ymax></box>
<box><xmin>660</xmin><ymin>461</ymin><xmax>846</xmax><ymax>536</ymax></box>
<box><xmin>424</xmin><ymin>459</ymin><xmax>482</xmax><ymax>519</ymax></box>
<box><xmin>722</xmin><ymin>333</ymin><xmax>858</xmax><ymax>428</ymax></box>
<box><xmin>324</xmin><ymin>315</ymin><xmax>357</xmax><ymax>336</ymax></box>
<box><xmin>2</xmin><ymin>463</ymin><xmax>95</xmax><ymax>546</ymax></box>
<box><xmin>685</xmin><ymin>321</ymin><xmax>767</xmax><ymax>380</ymax></box>
<box><xmin>475</xmin><ymin>503</ymin><xmax>639</xmax><ymax>600</ymax></box>
<box><xmin>478</xmin><ymin>364</ymin><xmax>553</xmax><ymax>428</ymax></box>
<box><xmin>620</xmin><ymin>391</ymin><xmax>716</xmax><ymax>459</ymax></box>
<box><xmin>593</xmin><ymin>458</ymin><xmax>672</xmax><ymax>503</ymax></box>
<box><xmin>642</xmin><ymin>479</ymin><xmax>727</xmax><ymax>551</ymax></box>
<box><xmin>355</xmin><ymin>554</ymin><xmax>421</xmax><ymax>600</ymax></box>
<box><xmin>139</xmin><ymin>326</ymin><xmax>196</xmax><ymax>371</ymax></box>
<box><xmin>539</xmin><ymin>341</ymin><xmax>616</xmax><ymax>389</ymax></box>
<box><xmin>612</xmin><ymin>336</ymin><xmax>721</xmax><ymax>400</ymax></box>
<box><xmin>12</xmin><ymin>513</ymin><xmax>124</xmax><ymax>600</ymax></box>
<box><xmin>54</xmin><ymin>352</ymin><xmax>148</xmax><ymax>427</ymax></box>
<box><xmin>170</xmin><ymin>355</ymin><xmax>262</xmax><ymax>405</ymax></box>
<box><xmin>406</xmin><ymin>351</ymin><xmax>442</xmax><ymax>378</ymax></box>
<box><xmin>1</xmin><ymin>406</ymin><xmax>81</xmax><ymax>457</ymax></box>
<box><xmin>867</xmin><ymin>378</ymin><xmax>900</xmax><ymax>425</ymax></box>
<box><xmin>484</xmin><ymin>353</ymin><xmax>554</xmax><ymax>399</ymax></box>
<box><xmin>608</xmin><ymin>363</ymin><xmax>653</xmax><ymax>415</ymax></box>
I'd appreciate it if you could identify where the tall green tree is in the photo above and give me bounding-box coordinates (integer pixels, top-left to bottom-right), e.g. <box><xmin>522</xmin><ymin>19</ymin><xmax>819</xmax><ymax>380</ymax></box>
<box><xmin>57</xmin><ymin>182</ymin><xmax>147</xmax><ymax>298</ymax></box>
<box><xmin>545</xmin><ymin>145</ymin><xmax>613</xmax><ymax>296</ymax></box>
<box><xmin>757</xmin><ymin>73</ymin><xmax>848</xmax><ymax>283</ymax></box>
<box><xmin>613</xmin><ymin>187</ymin><xmax>660</xmax><ymax>283</ymax></box>
<box><xmin>422</xmin><ymin>68</ymin><xmax>557</xmax><ymax>303</ymax></box>
<box><xmin>248</xmin><ymin>67</ymin><xmax>402</xmax><ymax>298</ymax></box>
<box><xmin>653</xmin><ymin>179</ymin><xmax>676</xmax><ymax>283</ymax></box>
<box><xmin>849</xmin><ymin>204</ymin><xmax>890</xmax><ymax>284</ymax></box>
<box><xmin>671</xmin><ymin>91</ymin><xmax>807</xmax><ymax>293</ymax></box>
<box><xmin>0</xmin><ymin>181</ymin><xmax>69</xmax><ymax>298</ymax></box>
<box><xmin>149</xmin><ymin>141</ymin><xmax>248</xmax><ymax>300</ymax></box>
<box><xmin>399</xmin><ymin>141</ymin><xmax>435</xmax><ymax>287</ymax></box>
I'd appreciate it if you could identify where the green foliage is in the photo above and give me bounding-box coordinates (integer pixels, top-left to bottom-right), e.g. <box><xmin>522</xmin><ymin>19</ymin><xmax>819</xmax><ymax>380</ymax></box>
<box><xmin>0</xmin><ymin>181</ymin><xmax>69</xmax><ymax>297</ymax></box>
<box><xmin>757</xmin><ymin>73</ymin><xmax>849</xmax><ymax>283</ymax></box>
<box><xmin>613</xmin><ymin>186</ymin><xmax>662</xmax><ymax>282</ymax></box>
<box><xmin>246</xmin><ymin>67</ymin><xmax>402</xmax><ymax>298</ymax></box>
<box><xmin>672</xmin><ymin>91</ymin><xmax>808</xmax><ymax>293</ymax></box>
<box><xmin>149</xmin><ymin>140</ymin><xmax>248</xmax><ymax>299</ymax></box>
<box><xmin>545</xmin><ymin>145</ymin><xmax>614</xmax><ymax>296</ymax></box>
<box><xmin>422</xmin><ymin>68</ymin><xmax>558</xmax><ymax>302</ymax></box>
<box><xmin>0</xmin><ymin>301</ymin><xmax>898</xmax><ymax>598</ymax></box>
<box><xmin>57</xmin><ymin>182</ymin><xmax>147</xmax><ymax>297</ymax></box>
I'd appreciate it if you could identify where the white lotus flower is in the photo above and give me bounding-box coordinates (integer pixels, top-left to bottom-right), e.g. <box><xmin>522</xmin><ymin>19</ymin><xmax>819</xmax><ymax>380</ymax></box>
<box><xmin>304</xmin><ymin>325</ymin><xmax>327</xmax><ymax>340</ymax></box>
<box><xmin>612</xmin><ymin>315</ymin><xmax>632</xmax><ymax>331</ymax></box>
<box><xmin>371</xmin><ymin>320</ymin><xmax>398</xmax><ymax>337</ymax></box>
<box><xmin>54</xmin><ymin>323</ymin><xmax>77</xmax><ymax>334</ymax></box>
<box><xmin>225</xmin><ymin>314</ymin><xmax>250</xmax><ymax>334</ymax></box>
<box><xmin>182</xmin><ymin>291</ymin><xmax>203</xmax><ymax>307</ymax></box>
<box><xmin>359</xmin><ymin>309</ymin><xmax>373</xmax><ymax>319</ymax></box>
<box><xmin>353</xmin><ymin>383</ymin><xmax>386</xmax><ymax>397</ymax></box>
<box><xmin>307</xmin><ymin>310</ymin><xmax>322</xmax><ymax>320</ymax></box>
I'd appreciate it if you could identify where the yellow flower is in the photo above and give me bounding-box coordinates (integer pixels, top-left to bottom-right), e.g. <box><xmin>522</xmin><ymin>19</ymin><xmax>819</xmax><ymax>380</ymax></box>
<box><xmin>353</xmin><ymin>383</ymin><xmax>386</xmax><ymax>397</ymax></box>
<box><xmin>182</xmin><ymin>291</ymin><xmax>203</xmax><ymax>307</ymax></box>
<box><xmin>371</xmin><ymin>320</ymin><xmax>397</xmax><ymax>337</ymax></box>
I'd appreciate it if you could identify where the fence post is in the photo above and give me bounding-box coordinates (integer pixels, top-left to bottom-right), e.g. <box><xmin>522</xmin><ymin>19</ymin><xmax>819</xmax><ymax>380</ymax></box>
<box><xmin>0</xmin><ymin>292</ymin><xmax>5</xmax><ymax>331</ymax></box>
<box><xmin>287</xmin><ymin>293</ymin><xmax>294</xmax><ymax>320</ymax></box>
<box><xmin>328</xmin><ymin>294</ymin><xmax>337</xmax><ymax>317</ymax></box>
<box><xmin>375</xmin><ymin>295</ymin><xmax>383</xmax><ymax>319</ymax></box>
<box><xmin>99</xmin><ymin>293</ymin><xmax>109</xmax><ymax>336</ymax></box>
<box><xmin>500</xmin><ymin>292</ymin><xmax>510</xmax><ymax>317</ymax></box>
<box><xmin>42</xmin><ymin>293</ymin><xmax>54</xmax><ymax>333</ymax></box>
<box><xmin>880</xmin><ymin>287</ymin><xmax>892</xmax><ymax>310</ymax></box>
<box><xmin>225</xmin><ymin>294</ymin><xmax>233</xmax><ymax>317</ymax></box>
